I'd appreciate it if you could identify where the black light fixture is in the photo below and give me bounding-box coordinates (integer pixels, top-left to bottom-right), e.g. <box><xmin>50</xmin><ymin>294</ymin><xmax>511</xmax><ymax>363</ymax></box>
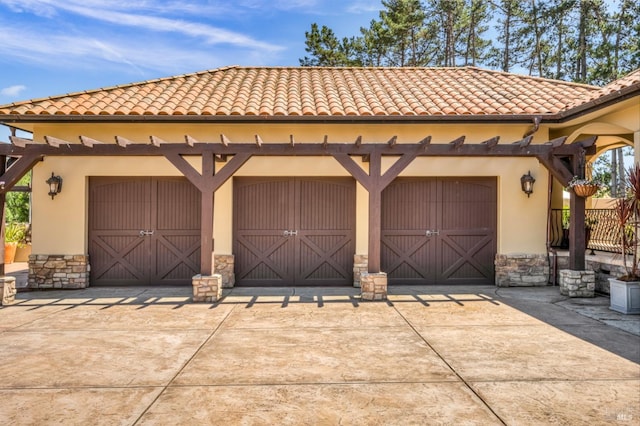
<box><xmin>46</xmin><ymin>172</ymin><xmax>62</xmax><ymax>199</ymax></box>
<box><xmin>520</xmin><ymin>171</ymin><xmax>535</xmax><ymax>198</ymax></box>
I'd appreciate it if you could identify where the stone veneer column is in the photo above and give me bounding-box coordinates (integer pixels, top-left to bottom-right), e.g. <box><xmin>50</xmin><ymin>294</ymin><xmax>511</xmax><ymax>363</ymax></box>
<box><xmin>28</xmin><ymin>255</ymin><xmax>90</xmax><ymax>289</ymax></box>
<box><xmin>192</xmin><ymin>274</ymin><xmax>223</xmax><ymax>302</ymax></box>
<box><xmin>1</xmin><ymin>276</ymin><xmax>16</xmax><ymax>305</ymax></box>
<box><xmin>353</xmin><ymin>254</ymin><xmax>368</xmax><ymax>288</ymax></box>
<box><xmin>214</xmin><ymin>254</ymin><xmax>235</xmax><ymax>288</ymax></box>
<box><xmin>360</xmin><ymin>272</ymin><xmax>387</xmax><ymax>301</ymax></box>
<box><xmin>559</xmin><ymin>269</ymin><xmax>595</xmax><ymax>298</ymax></box>
<box><xmin>495</xmin><ymin>254</ymin><xmax>549</xmax><ymax>287</ymax></box>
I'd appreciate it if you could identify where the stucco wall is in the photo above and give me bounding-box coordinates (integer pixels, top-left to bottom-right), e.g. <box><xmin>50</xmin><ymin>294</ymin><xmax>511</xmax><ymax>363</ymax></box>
<box><xmin>30</xmin><ymin>122</ymin><xmax>549</xmax><ymax>256</ymax></box>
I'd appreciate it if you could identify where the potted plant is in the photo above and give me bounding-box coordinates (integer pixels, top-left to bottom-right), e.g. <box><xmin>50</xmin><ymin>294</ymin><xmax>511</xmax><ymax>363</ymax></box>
<box><xmin>566</xmin><ymin>176</ymin><xmax>603</xmax><ymax>198</ymax></box>
<box><xmin>4</xmin><ymin>222</ymin><xmax>27</xmax><ymax>264</ymax></box>
<box><xmin>609</xmin><ymin>164</ymin><xmax>640</xmax><ymax>314</ymax></box>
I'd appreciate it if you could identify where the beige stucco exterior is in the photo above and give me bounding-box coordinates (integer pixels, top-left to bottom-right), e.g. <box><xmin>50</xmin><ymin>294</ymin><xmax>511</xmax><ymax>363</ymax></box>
<box><xmin>29</xmin><ymin>122</ymin><xmax>551</xmax><ymax>258</ymax></box>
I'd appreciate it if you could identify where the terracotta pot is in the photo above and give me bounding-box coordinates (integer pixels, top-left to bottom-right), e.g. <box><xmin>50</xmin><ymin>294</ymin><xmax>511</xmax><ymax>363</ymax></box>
<box><xmin>4</xmin><ymin>243</ymin><xmax>17</xmax><ymax>264</ymax></box>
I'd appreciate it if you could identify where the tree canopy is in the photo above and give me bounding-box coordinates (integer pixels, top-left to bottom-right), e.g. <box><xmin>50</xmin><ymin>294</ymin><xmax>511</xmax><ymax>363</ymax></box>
<box><xmin>300</xmin><ymin>0</ymin><xmax>639</xmax><ymax>86</ymax></box>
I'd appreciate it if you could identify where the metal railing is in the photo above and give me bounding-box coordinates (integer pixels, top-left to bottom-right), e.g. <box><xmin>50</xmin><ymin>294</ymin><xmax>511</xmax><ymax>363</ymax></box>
<box><xmin>550</xmin><ymin>209</ymin><xmax>624</xmax><ymax>253</ymax></box>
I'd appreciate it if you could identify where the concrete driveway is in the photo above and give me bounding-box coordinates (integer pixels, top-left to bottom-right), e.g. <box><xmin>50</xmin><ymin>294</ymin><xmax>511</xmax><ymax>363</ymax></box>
<box><xmin>0</xmin><ymin>285</ymin><xmax>638</xmax><ymax>425</ymax></box>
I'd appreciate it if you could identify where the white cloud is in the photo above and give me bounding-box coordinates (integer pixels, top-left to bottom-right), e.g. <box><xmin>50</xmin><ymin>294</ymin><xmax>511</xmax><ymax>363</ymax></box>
<box><xmin>0</xmin><ymin>85</ymin><xmax>26</xmax><ymax>97</ymax></box>
<box><xmin>0</xmin><ymin>1</ymin><xmax>283</xmax><ymax>51</ymax></box>
<box><xmin>0</xmin><ymin>19</ymin><xmax>284</xmax><ymax>77</ymax></box>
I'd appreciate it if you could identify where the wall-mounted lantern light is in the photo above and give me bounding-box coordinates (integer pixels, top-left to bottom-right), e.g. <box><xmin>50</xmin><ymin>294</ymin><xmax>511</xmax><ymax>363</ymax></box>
<box><xmin>46</xmin><ymin>172</ymin><xmax>62</xmax><ymax>199</ymax></box>
<box><xmin>520</xmin><ymin>171</ymin><xmax>535</xmax><ymax>198</ymax></box>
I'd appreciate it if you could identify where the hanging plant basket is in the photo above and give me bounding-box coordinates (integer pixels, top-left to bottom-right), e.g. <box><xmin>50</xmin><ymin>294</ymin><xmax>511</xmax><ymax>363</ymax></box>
<box><xmin>572</xmin><ymin>184</ymin><xmax>599</xmax><ymax>198</ymax></box>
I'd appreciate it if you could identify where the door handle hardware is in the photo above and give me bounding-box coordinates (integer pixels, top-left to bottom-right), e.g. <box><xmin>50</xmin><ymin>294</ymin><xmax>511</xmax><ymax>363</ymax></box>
<box><xmin>139</xmin><ymin>230</ymin><xmax>155</xmax><ymax>237</ymax></box>
<box><xmin>283</xmin><ymin>230</ymin><xmax>299</xmax><ymax>237</ymax></box>
<box><xmin>425</xmin><ymin>230</ymin><xmax>440</xmax><ymax>237</ymax></box>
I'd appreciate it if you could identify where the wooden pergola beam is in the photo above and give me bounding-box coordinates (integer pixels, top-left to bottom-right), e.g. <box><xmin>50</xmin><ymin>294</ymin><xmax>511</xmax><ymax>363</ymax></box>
<box><xmin>79</xmin><ymin>135</ymin><xmax>103</xmax><ymax>147</ymax></box>
<box><xmin>9</xmin><ymin>136</ymin><xmax>31</xmax><ymax>148</ymax></box>
<box><xmin>150</xmin><ymin>135</ymin><xmax>167</xmax><ymax>147</ymax></box>
<box><xmin>418</xmin><ymin>136</ymin><xmax>432</xmax><ymax>150</ymax></box>
<box><xmin>114</xmin><ymin>136</ymin><xmax>132</xmax><ymax>148</ymax></box>
<box><xmin>44</xmin><ymin>136</ymin><xmax>67</xmax><ymax>148</ymax></box>
<box><xmin>0</xmin><ymin>152</ymin><xmax>43</xmax><ymax>194</ymax></box>
<box><xmin>481</xmin><ymin>136</ymin><xmax>500</xmax><ymax>149</ymax></box>
<box><xmin>0</xmin><ymin>140</ymin><xmax>593</xmax><ymax>158</ymax></box>
<box><xmin>449</xmin><ymin>135</ymin><xmax>465</xmax><ymax>149</ymax></box>
<box><xmin>515</xmin><ymin>135</ymin><xmax>534</xmax><ymax>148</ymax></box>
<box><xmin>547</xmin><ymin>136</ymin><xmax>568</xmax><ymax>148</ymax></box>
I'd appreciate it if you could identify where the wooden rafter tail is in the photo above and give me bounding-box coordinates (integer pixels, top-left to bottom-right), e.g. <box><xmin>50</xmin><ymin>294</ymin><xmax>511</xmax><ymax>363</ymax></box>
<box><xmin>44</xmin><ymin>135</ymin><xmax>69</xmax><ymax>148</ymax></box>
<box><xmin>114</xmin><ymin>136</ymin><xmax>133</xmax><ymax>148</ymax></box>
<box><xmin>9</xmin><ymin>136</ymin><xmax>31</xmax><ymax>148</ymax></box>
<box><xmin>79</xmin><ymin>135</ymin><xmax>103</xmax><ymax>147</ymax></box>
<box><xmin>387</xmin><ymin>135</ymin><xmax>397</xmax><ymax>147</ymax></box>
<box><xmin>149</xmin><ymin>135</ymin><xmax>167</xmax><ymax>147</ymax></box>
<box><xmin>418</xmin><ymin>135</ymin><xmax>432</xmax><ymax>150</ymax></box>
<box><xmin>513</xmin><ymin>135</ymin><xmax>533</xmax><ymax>148</ymax></box>
<box><xmin>290</xmin><ymin>134</ymin><xmax>295</xmax><ymax>147</ymax></box>
<box><xmin>546</xmin><ymin>136</ymin><xmax>567</xmax><ymax>148</ymax></box>
<box><xmin>185</xmin><ymin>135</ymin><xmax>197</xmax><ymax>147</ymax></box>
<box><xmin>449</xmin><ymin>135</ymin><xmax>466</xmax><ymax>149</ymax></box>
<box><xmin>355</xmin><ymin>135</ymin><xmax>362</xmax><ymax>147</ymax></box>
<box><xmin>577</xmin><ymin>135</ymin><xmax>598</xmax><ymax>148</ymax></box>
<box><xmin>481</xmin><ymin>136</ymin><xmax>500</xmax><ymax>149</ymax></box>
<box><xmin>220</xmin><ymin>134</ymin><xmax>231</xmax><ymax>147</ymax></box>
<box><xmin>255</xmin><ymin>134</ymin><xmax>264</xmax><ymax>148</ymax></box>
<box><xmin>322</xmin><ymin>135</ymin><xmax>328</xmax><ymax>149</ymax></box>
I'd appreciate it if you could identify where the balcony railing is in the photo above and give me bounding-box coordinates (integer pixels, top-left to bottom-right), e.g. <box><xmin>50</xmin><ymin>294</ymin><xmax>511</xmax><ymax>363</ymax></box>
<box><xmin>550</xmin><ymin>209</ymin><xmax>625</xmax><ymax>253</ymax></box>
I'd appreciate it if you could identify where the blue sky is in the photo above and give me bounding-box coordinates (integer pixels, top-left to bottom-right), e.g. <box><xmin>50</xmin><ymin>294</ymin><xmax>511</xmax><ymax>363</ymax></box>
<box><xmin>0</xmin><ymin>0</ymin><xmax>382</xmax><ymax>105</ymax></box>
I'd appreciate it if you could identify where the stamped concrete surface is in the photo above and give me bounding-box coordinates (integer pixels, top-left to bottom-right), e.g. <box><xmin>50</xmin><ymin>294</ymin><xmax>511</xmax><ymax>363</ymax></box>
<box><xmin>0</xmin><ymin>284</ymin><xmax>638</xmax><ymax>425</ymax></box>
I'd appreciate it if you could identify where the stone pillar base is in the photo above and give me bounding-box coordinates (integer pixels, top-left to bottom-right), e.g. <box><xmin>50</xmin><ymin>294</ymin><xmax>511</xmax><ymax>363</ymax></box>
<box><xmin>1</xmin><ymin>276</ymin><xmax>16</xmax><ymax>305</ymax></box>
<box><xmin>192</xmin><ymin>274</ymin><xmax>223</xmax><ymax>302</ymax></box>
<box><xmin>28</xmin><ymin>255</ymin><xmax>90</xmax><ymax>289</ymax></box>
<box><xmin>361</xmin><ymin>272</ymin><xmax>387</xmax><ymax>301</ymax></box>
<box><xmin>559</xmin><ymin>269</ymin><xmax>595</xmax><ymax>298</ymax></box>
<box><xmin>495</xmin><ymin>254</ymin><xmax>549</xmax><ymax>287</ymax></box>
<box><xmin>353</xmin><ymin>254</ymin><xmax>368</xmax><ymax>288</ymax></box>
<box><xmin>214</xmin><ymin>254</ymin><xmax>235</xmax><ymax>288</ymax></box>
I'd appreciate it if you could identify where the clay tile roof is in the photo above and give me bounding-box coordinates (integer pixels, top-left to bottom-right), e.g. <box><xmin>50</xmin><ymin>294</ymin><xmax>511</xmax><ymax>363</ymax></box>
<box><xmin>0</xmin><ymin>66</ymin><xmax>628</xmax><ymax>119</ymax></box>
<box><xmin>565</xmin><ymin>68</ymin><xmax>640</xmax><ymax>108</ymax></box>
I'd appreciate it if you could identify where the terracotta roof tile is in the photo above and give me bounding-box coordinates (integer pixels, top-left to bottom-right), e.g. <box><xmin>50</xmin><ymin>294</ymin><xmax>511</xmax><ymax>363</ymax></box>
<box><xmin>1</xmin><ymin>66</ymin><xmax>629</xmax><ymax>119</ymax></box>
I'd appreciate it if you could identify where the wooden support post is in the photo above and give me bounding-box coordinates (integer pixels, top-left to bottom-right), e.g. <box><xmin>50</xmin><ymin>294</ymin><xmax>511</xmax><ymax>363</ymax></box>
<box><xmin>368</xmin><ymin>151</ymin><xmax>382</xmax><ymax>273</ymax></box>
<box><xmin>200</xmin><ymin>152</ymin><xmax>215</xmax><ymax>275</ymax></box>
<box><xmin>569</xmin><ymin>192</ymin><xmax>586</xmax><ymax>270</ymax></box>
<box><xmin>0</xmin><ymin>155</ymin><xmax>5</xmax><ymax>276</ymax></box>
<box><xmin>569</xmin><ymin>153</ymin><xmax>586</xmax><ymax>270</ymax></box>
<box><xmin>164</xmin><ymin>150</ymin><xmax>252</xmax><ymax>277</ymax></box>
<box><xmin>201</xmin><ymin>189</ymin><xmax>215</xmax><ymax>276</ymax></box>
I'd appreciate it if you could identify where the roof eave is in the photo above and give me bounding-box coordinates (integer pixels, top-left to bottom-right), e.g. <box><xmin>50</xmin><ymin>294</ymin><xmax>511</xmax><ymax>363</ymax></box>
<box><xmin>553</xmin><ymin>84</ymin><xmax>640</xmax><ymax>122</ymax></box>
<box><xmin>0</xmin><ymin>113</ymin><xmax>553</xmax><ymax>125</ymax></box>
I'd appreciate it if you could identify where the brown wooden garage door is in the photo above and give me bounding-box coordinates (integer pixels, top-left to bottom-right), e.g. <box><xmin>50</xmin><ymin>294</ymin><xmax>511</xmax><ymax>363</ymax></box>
<box><xmin>234</xmin><ymin>177</ymin><xmax>355</xmax><ymax>286</ymax></box>
<box><xmin>382</xmin><ymin>177</ymin><xmax>497</xmax><ymax>285</ymax></box>
<box><xmin>89</xmin><ymin>177</ymin><xmax>201</xmax><ymax>286</ymax></box>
